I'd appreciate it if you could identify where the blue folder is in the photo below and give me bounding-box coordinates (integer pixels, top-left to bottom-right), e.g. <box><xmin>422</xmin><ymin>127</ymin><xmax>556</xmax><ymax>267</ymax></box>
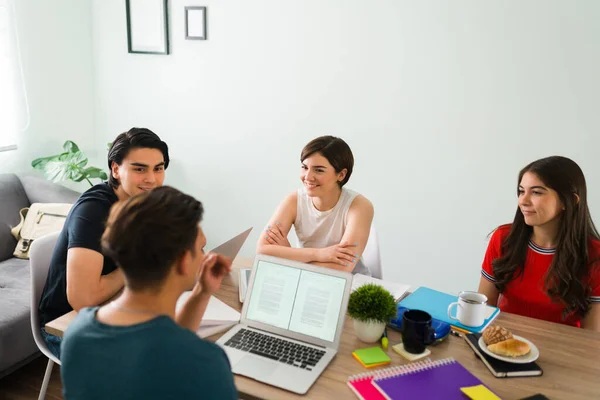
<box><xmin>398</xmin><ymin>287</ymin><xmax>500</xmax><ymax>333</ymax></box>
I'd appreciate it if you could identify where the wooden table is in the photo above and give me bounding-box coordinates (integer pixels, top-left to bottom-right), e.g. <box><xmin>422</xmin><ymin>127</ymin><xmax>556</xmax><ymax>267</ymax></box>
<box><xmin>46</xmin><ymin>257</ymin><xmax>600</xmax><ymax>400</ymax></box>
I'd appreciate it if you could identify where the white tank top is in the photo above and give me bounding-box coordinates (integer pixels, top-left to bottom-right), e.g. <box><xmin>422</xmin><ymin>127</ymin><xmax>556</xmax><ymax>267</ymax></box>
<box><xmin>294</xmin><ymin>187</ymin><xmax>370</xmax><ymax>275</ymax></box>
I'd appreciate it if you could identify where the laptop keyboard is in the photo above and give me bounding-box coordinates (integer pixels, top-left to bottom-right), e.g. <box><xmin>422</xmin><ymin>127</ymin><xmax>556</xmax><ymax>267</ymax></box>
<box><xmin>224</xmin><ymin>328</ymin><xmax>326</xmax><ymax>371</ymax></box>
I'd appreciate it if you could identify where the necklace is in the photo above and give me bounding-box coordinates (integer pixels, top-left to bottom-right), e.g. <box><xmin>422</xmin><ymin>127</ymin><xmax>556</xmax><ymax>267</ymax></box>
<box><xmin>109</xmin><ymin>301</ymin><xmax>163</xmax><ymax>316</ymax></box>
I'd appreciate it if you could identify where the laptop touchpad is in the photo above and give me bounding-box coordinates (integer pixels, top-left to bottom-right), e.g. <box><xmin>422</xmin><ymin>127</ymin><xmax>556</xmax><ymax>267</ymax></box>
<box><xmin>235</xmin><ymin>355</ymin><xmax>278</xmax><ymax>380</ymax></box>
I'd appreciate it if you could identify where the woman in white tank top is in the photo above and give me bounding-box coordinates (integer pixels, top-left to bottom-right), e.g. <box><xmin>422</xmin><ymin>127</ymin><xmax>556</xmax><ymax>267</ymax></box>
<box><xmin>256</xmin><ymin>136</ymin><xmax>374</xmax><ymax>275</ymax></box>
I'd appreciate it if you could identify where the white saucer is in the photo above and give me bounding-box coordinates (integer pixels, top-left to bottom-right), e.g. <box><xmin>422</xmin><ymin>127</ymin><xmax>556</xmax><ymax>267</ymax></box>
<box><xmin>478</xmin><ymin>335</ymin><xmax>540</xmax><ymax>364</ymax></box>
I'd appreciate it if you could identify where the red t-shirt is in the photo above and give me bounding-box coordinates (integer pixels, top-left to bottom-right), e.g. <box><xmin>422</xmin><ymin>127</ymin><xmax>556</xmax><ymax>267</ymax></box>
<box><xmin>481</xmin><ymin>225</ymin><xmax>600</xmax><ymax>327</ymax></box>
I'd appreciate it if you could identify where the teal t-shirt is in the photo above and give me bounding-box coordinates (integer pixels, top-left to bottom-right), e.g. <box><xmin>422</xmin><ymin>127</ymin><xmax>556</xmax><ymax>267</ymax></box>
<box><xmin>61</xmin><ymin>307</ymin><xmax>237</xmax><ymax>400</ymax></box>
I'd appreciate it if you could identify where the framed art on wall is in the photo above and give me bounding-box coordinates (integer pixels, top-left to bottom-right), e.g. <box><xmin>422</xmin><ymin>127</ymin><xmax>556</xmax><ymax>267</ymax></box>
<box><xmin>185</xmin><ymin>6</ymin><xmax>207</xmax><ymax>40</ymax></box>
<box><xmin>126</xmin><ymin>0</ymin><xmax>170</xmax><ymax>54</ymax></box>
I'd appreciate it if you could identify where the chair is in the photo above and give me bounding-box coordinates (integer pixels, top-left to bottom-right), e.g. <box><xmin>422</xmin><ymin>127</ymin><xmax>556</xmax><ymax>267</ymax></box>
<box><xmin>362</xmin><ymin>224</ymin><xmax>382</xmax><ymax>279</ymax></box>
<box><xmin>29</xmin><ymin>232</ymin><xmax>61</xmax><ymax>400</ymax></box>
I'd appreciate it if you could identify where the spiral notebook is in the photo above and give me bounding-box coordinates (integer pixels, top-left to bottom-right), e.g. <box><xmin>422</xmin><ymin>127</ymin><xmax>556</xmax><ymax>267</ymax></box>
<box><xmin>347</xmin><ymin>358</ymin><xmax>497</xmax><ymax>400</ymax></box>
<box><xmin>347</xmin><ymin>368</ymin><xmax>390</xmax><ymax>400</ymax></box>
<box><xmin>347</xmin><ymin>360</ymin><xmax>437</xmax><ymax>400</ymax></box>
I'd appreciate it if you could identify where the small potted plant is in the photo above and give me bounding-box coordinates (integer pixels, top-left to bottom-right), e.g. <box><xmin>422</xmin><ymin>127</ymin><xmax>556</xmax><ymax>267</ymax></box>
<box><xmin>347</xmin><ymin>283</ymin><xmax>397</xmax><ymax>343</ymax></box>
<box><xmin>31</xmin><ymin>140</ymin><xmax>108</xmax><ymax>187</ymax></box>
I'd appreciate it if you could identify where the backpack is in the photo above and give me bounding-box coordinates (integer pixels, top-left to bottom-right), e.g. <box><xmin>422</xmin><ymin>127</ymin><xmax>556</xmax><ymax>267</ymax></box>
<box><xmin>10</xmin><ymin>203</ymin><xmax>72</xmax><ymax>259</ymax></box>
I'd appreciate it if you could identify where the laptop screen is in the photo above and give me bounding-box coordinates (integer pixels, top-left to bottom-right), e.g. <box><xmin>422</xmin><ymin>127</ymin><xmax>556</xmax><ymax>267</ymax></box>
<box><xmin>245</xmin><ymin>260</ymin><xmax>347</xmax><ymax>342</ymax></box>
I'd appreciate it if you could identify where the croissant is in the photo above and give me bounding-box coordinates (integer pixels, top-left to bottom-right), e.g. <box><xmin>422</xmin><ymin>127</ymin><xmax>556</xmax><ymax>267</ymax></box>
<box><xmin>482</xmin><ymin>325</ymin><xmax>513</xmax><ymax>345</ymax></box>
<box><xmin>487</xmin><ymin>338</ymin><xmax>530</xmax><ymax>357</ymax></box>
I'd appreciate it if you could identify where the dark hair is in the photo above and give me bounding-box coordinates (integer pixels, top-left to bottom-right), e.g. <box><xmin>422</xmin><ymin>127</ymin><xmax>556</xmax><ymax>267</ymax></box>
<box><xmin>101</xmin><ymin>186</ymin><xmax>203</xmax><ymax>291</ymax></box>
<box><xmin>492</xmin><ymin>156</ymin><xmax>600</xmax><ymax>319</ymax></box>
<box><xmin>300</xmin><ymin>136</ymin><xmax>354</xmax><ymax>187</ymax></box>
<box><xmin>107</xmin><ymin>127</ymin><xmax>170</xmax><ymax>189</ymax></box>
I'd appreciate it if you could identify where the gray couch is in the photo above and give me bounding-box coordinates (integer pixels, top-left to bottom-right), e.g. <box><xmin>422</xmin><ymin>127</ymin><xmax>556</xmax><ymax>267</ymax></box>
<box><xmin>0</xmin><ymin>174</ymin><xmax>79</xmax><ymax>378</ymax></box>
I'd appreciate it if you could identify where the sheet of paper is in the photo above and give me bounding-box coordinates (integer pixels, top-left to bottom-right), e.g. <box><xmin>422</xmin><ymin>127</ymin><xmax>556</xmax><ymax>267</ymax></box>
<box><xmin>197</xmin><ymin>322</ymin><xmax>237</xmax><ymax>338</ymax></box>
<box><xmin>176</xmin><ymin>292</ymin><xmax>241</xmax><ymax>326</ymax></box>
<box><xmin>461</xmin><ymin>384</ymin><xmax>502</xmax><ymax>400</ymax></box>
<box><xmin>352</xmin><ymin>274</ymin><xmax>410</xmax><ymax>301</ymax></box>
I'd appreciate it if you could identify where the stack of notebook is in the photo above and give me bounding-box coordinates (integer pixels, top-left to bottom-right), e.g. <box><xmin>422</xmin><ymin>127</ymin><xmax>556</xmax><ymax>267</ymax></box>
<box><xmin>398</xmin><ymin>287</ymin><xmax>500</xmax><ymax>333</ymax></box>
<box><xmin>176</xmin><ymin>292</ymin><xmax>241</xmax><ymax>338</ymax></box>
<box><xmin>352</xmin><ymin>347</ymin><xmax>391</xmax><ymax>369</ymax></box>
<box><xmin>347</xmin><ymin>358</ymin><xmax>499</xmax><ymax>400</ymax></box>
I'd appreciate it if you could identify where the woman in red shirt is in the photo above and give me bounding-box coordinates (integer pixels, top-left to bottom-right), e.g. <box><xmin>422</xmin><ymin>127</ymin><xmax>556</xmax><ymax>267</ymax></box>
<box><xmin>478</xmin><ymin>156</ymin><xmax>600</xmax><ymax>331</ymax></box>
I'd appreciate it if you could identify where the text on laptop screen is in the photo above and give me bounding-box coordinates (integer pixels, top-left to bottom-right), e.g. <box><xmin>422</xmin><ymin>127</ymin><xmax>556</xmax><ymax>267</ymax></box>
<box><xmin>245</xmin><ymin>261</ymin><xmax>347</xmax><ymax>342</ymax></box>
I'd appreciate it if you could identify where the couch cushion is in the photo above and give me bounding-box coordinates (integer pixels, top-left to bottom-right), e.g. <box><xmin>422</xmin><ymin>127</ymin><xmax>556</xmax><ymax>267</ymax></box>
<box><xmin>0</xmin><ymin>258</ymin><xmax>38</xmax><ymax>373</ymax></box>
<box><xmin>0</xmin><ymin>174</ymin><xmax>30</xmax><ymax>262</ymax></box>
<box><xmin>18</xmin><ymin>174</ymin><xmax>80</xmax><ymax>204</ymax></box>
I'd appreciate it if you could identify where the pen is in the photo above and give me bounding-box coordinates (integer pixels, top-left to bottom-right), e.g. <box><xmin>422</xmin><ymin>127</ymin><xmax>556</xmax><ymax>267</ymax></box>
<box><xmin>450</xmin><ymin>325</ymin><xmax>470</xmax><ymax>335</ymax></box>
<box><xmin>450</xmin><ymin>329</ymin><xmax>462</xmax><ymax>338</ymax></box>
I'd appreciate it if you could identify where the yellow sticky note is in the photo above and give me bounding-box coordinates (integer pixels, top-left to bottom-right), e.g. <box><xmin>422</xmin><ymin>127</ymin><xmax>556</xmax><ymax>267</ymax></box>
<box><xmin>460</xmin><ymin>384</ymin><xmax>502</xmax><ymax>400</ymax></box>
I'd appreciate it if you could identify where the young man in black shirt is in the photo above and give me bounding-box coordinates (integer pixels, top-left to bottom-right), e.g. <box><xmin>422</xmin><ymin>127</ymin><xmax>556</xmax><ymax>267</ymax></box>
<box><xmin>39</xmin><ymin>127</ymin><xmax>169</xmax><ymax>358</ymax></box>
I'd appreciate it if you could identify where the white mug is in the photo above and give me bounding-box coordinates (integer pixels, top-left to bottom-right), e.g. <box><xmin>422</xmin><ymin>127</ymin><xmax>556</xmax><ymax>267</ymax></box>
<box><xmin>447</xmin><ymin>291</ymin><xmax>488</xmax><ymax>327</ymax></box>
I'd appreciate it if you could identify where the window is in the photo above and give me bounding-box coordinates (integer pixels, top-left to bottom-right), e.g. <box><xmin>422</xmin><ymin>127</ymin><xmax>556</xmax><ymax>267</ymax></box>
<box><xmin>0</xmin><ymin>0</ymin><xmax>22</xmax><ymax>151</ymax></box>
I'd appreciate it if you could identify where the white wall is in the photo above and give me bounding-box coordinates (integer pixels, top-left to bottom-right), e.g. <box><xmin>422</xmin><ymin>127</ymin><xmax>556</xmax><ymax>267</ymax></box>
<box><xmin>0</xmin><ymin>0</ymin><xmax>96</xmax><ymax>190</ymax></box>
<box><xmin>91</xmin><ymin>0</ymin><xmax>600</xmax><ymax>294</ymax></box>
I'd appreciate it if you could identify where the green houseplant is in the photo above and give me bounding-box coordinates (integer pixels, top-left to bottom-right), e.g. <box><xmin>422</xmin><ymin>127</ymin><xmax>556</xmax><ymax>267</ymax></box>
<box><xmin>31</xmin><ymin>140</ymin><xmax>108</xmax><ymax>187</ymax></box>
<box><xmin>347</xmin><ymin>283</ymin><xmax>397</xmax><ymax>343</ymax></box>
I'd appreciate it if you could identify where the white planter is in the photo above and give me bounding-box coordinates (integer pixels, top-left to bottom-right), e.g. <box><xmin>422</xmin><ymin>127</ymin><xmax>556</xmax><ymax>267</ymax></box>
<box><xmin>353</xmin><ymin>319</ymin><xmax>386</xmax><ymax>343</ymax></box>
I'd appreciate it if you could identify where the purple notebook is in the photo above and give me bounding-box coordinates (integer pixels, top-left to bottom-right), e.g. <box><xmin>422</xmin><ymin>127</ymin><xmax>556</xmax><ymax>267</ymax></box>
<box><xmin>372</xmin><ymin>358</ymin><xmax>495</xmax><ymax>400</ymax></box>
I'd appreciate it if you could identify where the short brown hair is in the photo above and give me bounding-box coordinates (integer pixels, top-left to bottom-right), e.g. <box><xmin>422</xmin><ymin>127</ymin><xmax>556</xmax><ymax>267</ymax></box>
<box><xmin>107</xmin><ymin>127</ymin><xmax>170</xmax><ymax>189</ymax></box>
<box><xmin>300</xmin><ymin>136</ymin><xmax>354</xmax><ymax>187</ymax></box>
<box><xmin>101</xmin><ymin>186</ymin><xmax>203</xmax><ymax>291</ymax></box>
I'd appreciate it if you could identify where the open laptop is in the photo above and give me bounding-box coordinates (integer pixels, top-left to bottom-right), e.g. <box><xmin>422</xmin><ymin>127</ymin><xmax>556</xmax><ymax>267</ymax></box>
<box><xmin>210</xmin><ymin>227</ymin><xmax>253</xmax><ymax>259</ymax></box>
<box><xmin>216</xmin><ymin>254</ymin><xmax>353</xmax><ymax>394</ymax></box>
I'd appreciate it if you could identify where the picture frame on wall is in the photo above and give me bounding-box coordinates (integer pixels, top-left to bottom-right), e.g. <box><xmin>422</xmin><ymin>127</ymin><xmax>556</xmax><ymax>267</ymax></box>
<box><xmin>185</xmin><ymin>6</ymin><xmax>207</xmax><ymax>40</ymax></box>
<box><xmin>126</xmin><ymin>0</ymin><xmax>170</xmax><ymax>55</ymax></box>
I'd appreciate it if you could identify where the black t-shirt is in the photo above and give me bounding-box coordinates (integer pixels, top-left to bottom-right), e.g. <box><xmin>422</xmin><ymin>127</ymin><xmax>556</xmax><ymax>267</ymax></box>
<box><xmin>39</xmin><ymin>183</ymin><xmax>119</xmax><ymax>327</ymax></box>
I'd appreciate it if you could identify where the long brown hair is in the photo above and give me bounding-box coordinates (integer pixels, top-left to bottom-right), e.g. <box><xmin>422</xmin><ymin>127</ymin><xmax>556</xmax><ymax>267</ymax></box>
<box><xmin>492</xmin><ymin>156</ymin><xmax>600</xmax><ymax>319</ymax></box>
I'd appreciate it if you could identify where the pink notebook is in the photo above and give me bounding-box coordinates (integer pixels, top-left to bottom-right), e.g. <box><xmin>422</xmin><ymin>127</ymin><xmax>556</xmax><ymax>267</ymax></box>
<box><xmin>348</xmin><ymin>374</ymin><xmax>387</xmax><ymax>400</ymax></box>
<box><xmin>347</xmin><ymin>359</ymin><xmax>435</xmax><ymax>400</ymax></box>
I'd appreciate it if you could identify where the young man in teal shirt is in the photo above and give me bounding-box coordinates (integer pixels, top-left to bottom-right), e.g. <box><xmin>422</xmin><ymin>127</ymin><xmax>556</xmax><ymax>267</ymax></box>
<box><xmin>60</xmin><ymin>186</ymin><xmax>237</xmax><ymax>399</ymax></box>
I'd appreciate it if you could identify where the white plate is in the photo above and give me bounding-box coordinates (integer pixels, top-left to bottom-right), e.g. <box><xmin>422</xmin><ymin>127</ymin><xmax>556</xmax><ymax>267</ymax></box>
<box><xmin>478</xmin><ymin>335</ymin><xmax>540</xmax><ymax>364</ymax></box>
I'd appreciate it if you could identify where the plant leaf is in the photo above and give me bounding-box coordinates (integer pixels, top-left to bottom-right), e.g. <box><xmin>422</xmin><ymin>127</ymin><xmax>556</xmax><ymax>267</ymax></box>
<box><xmin>63</xmin><ymin>140</ymin><xmax>80</xmax><ymax>154</ymax></box>
<box><xmin>71</xmin><ymin>150</ymin><xmax>89</xmax><ymax>168</ymax></box>
<box><xmin>32</xmin><ymin>154</ymin><xmax>61</xmax><ymax>170</ymax></box>
<box><xmin>31</xmin><ymin>140</ymin><xmax>106</xmax><ymax>185</ymax></box>
<box><xmin>44</xmin><ymin>161</ymin><xmax>72</xmax><ymax>182</ymax></box>
<box><xmin>83</xmin><ymin>167</ymin><xmax>108</xmax><ymax>180</ymax></box>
